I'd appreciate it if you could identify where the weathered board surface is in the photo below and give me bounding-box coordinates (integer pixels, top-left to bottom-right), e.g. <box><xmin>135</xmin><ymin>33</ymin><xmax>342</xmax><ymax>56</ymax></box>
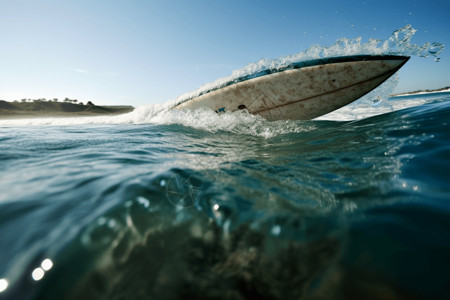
<box><xmin>173</xmin><ymin>55</ymin><xmax>409</xmax><ymax>121</ymax></box>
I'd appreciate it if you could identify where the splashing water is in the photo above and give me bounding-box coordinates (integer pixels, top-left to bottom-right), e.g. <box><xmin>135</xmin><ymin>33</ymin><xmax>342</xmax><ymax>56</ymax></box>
<box><xmin>172</xmin><ymin>25</ymin><xmax>444</xmax><ymax>107</ymax></box>
<box><xmin>0</xmin><ymin>25</ymin><xmax>444</xmax><ymax>128</ymax></box>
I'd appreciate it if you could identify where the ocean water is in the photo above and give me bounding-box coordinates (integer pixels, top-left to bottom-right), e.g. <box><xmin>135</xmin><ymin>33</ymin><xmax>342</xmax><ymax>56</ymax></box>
<box><xmin>0</xmin><ymin>91</ymin><xmax>449</xmax><ymax>299</ymax></box>
<box><xmin>0</xmin><ymin>25</ymin><xmax>448</xmax><ymax>299</ymax></box>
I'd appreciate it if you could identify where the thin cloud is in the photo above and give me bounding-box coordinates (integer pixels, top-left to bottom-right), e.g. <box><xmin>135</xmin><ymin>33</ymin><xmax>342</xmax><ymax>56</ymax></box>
<box><xmin>74</xmin><ymin>68</ymin><xmax>89</xmax><ymax>74</ymax></box>
<box><xmin>74</xmin><ymin>68</ymin><xmax>118</xmax><ymax>77</ymax></box>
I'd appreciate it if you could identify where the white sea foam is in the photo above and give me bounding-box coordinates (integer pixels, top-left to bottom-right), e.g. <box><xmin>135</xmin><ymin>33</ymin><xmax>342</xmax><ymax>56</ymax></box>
<box><xmin>0</xmin><ymin>105</ymin><xmax>314</xmax><ymax>139</ymax></box>
<box><xmin>315</xmin><ymin>96</ymin><xmax>432</xmax><ymax>121</ymax></box>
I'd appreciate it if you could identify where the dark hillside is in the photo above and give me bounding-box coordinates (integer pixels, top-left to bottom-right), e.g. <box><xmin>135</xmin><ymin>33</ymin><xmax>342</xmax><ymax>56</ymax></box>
<box><xmin>0</xmin><ymin>100</ymin><xmax>134</xmax><ymax>118</ymax></box>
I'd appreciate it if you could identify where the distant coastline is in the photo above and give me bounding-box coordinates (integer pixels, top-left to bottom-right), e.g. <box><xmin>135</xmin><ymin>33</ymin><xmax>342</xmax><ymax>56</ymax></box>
<box><xmin>391</xmin><ymin>86</ymin><xmax>450</xmax><ymax>97</ymax></box>
<box><xmin>0</xmin><ymin>98</ymin><xmax>134</xmax><ymax>119</ymax></box>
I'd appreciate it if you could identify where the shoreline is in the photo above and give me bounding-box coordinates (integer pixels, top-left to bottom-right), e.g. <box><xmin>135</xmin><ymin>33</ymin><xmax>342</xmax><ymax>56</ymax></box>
<box><xmin>0</xmin><ymin>110</ymin><xmax>134</xmax><ymax>120</ymax></box>
<box><xmin>391</xmin><ymin>87</ymin><xmax>450</xmax><ymax>97</ymax></box>
<box><xmin>0</xmin><ymin>100</ymin><xmax>134</xmax><ymax>120</ymax></box>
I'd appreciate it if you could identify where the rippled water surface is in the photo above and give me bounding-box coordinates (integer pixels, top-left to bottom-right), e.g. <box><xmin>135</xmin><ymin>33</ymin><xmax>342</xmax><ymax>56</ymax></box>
<box><xmin>0</xmin><ymin>92</ymin><xmax>449</xmax><ymax>299</ymax></box>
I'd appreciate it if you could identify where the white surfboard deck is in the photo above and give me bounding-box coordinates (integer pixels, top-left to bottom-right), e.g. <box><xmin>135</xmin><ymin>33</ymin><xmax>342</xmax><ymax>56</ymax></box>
<box><xmin>173</xmin><ymin>55</ymin><xmax>409</xmax><ymax>121</ymax></box>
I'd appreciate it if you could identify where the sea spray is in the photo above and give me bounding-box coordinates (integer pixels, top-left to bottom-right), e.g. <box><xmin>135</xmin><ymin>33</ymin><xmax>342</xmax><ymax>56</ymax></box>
<box><xmin>172</xmin><ymin>25</ymin><xmax>444</xmax><ymax>108</ymax></box>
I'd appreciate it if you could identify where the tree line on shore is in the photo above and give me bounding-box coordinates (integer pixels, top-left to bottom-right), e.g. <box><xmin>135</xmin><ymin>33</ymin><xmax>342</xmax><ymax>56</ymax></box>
<box><xmin>6</xmin><ymin>98</ymin><xmax>95</xmax><ymax>106</ymax></box>
<box><xmin>0</xmin><ymin>97</ymin><xmax>134</xmax><ymax>116</ymax></box>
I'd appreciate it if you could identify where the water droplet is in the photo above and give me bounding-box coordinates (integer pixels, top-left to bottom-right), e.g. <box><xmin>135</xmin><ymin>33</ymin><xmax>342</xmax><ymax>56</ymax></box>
<box><xmin>428</xmin><ymin>43</ymin><xmax>444</xmax><ymax>55</ymax></box>
<box><xmin>32</xmin><ymin>268</ymin><xmax>45</xmax><ymax>281</ymax></box>
<box><xmin>0</xmin><ymin>279</ymin><xmax>8</xmax><ymax>293</ymax></box>
<box><xmin>271</xmin><ymin>225</ymin><xmax>281</xmax><ymax>236</ymax></box>
<box><xmin>41</xmin><ymin>259</ymin><xmax>53</xmax><ymax>271</ymax></box>
<box><xmin>137</xmin><ymin>196</ymin><xmax>150</xmax><ymax>208</ymax></box>
<box><xmin>108</xmin><ymin>219</ymin><xmax>117</xmax><ymax>228</ymax></box>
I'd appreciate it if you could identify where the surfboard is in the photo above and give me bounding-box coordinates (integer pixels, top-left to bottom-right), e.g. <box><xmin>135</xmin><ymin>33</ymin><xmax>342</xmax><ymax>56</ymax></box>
<box><xmin>172</xmin><ymin>55</ymin><xmax>409</xmax><ymax>121</ymax></box>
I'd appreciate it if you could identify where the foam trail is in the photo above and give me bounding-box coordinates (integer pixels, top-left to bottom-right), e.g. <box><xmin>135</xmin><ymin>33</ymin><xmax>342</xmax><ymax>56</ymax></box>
<box><xmin>0</xmin><ymin>101</ymin><xmax>316</xmax><ymax>138</ymax></box>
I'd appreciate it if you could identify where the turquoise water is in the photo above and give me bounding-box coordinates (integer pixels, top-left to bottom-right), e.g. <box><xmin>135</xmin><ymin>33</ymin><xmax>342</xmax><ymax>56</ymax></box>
<box><xmin>0</xmin><ymin>92</ymin><xmax>450</xmax><ymax>299</ymax></box>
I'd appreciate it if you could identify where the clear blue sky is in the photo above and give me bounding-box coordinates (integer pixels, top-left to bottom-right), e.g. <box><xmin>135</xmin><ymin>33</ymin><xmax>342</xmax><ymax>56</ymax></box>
<box><xmin>1</xmin><ymin>0</ymin><xmax>449</xmax><ymax>106</ymax></box>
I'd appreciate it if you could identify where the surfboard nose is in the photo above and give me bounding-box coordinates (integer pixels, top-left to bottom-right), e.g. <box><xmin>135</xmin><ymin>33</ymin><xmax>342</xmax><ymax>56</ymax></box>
<box><xmin>252</xmin><ymin>55</ymin><xmax>411</xmax><ymax>120</ymax></box>
<box><xmin>378</xmin><ymin>55</ymin><xmax>410</xmax><ymax>73</ymax></box>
